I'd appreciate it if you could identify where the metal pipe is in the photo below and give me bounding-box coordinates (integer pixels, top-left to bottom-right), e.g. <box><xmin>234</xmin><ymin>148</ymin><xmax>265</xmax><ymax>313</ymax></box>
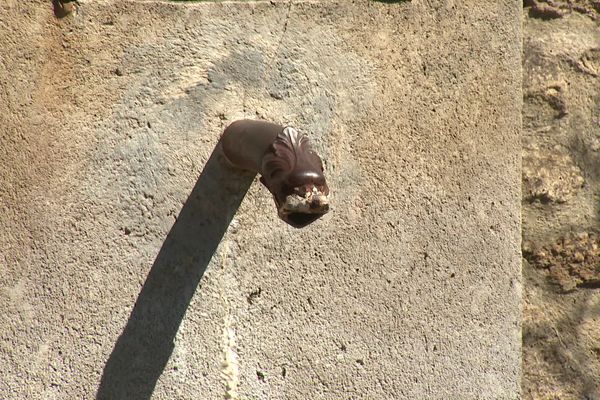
<box><xmin>221</xmin><ymin>119</ymin><xmax>330</xmax><ymax>228</ymax></box>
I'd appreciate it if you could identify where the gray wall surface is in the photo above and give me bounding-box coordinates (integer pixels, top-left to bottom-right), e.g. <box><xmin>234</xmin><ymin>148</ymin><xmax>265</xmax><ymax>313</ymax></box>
<box><xmin>0</xmin><ymin>1</ymin><xmax>521</xmax><ymax>399</ymax></box>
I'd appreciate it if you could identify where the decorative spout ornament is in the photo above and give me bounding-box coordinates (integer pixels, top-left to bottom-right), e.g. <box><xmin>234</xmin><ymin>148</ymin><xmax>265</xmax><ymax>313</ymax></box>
<box><xmin>221</xmin><ymin>119</ymin><xmax>330</xmax><ymax>228</ymax></box>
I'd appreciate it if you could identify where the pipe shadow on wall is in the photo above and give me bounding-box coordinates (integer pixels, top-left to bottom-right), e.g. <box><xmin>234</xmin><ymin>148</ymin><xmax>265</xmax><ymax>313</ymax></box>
<box><xmin>96</xmin><ymin>142</ymin><xmax>254</xmax><ymax>400</ymax></box>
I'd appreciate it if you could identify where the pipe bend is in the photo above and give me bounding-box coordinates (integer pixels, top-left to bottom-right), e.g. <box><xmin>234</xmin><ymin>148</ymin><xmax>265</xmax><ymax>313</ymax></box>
<box><xmin>221</xmin><ymin>119</ymin><xmax>330</xmax><ymax>228</ymax></box>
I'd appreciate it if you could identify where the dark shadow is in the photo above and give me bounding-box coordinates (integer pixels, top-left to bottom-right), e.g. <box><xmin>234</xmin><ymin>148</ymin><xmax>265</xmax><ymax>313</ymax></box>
<box><xmin>96</xmin><ymin>141</ymin><xmax>254</xmax><ymax>400</ymax></box>
<box><xmin>371</xmin><ymin>0</ymin><xmax>411</xmax><ymax>3</ymax></box>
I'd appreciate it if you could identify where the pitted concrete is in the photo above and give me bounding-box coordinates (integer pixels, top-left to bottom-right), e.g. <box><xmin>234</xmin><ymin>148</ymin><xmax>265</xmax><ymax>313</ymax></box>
<box><xmin>0</xmin><ymin>1</ymin><xmax>521</xmax><ymax>399</ymax></box>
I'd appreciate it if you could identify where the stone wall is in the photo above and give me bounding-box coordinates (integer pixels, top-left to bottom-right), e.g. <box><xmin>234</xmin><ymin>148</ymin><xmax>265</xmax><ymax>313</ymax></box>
<box><xmin>0</xmin><ymin>1</ymin><xmax>521</xmax><ymax>398</ymax></box>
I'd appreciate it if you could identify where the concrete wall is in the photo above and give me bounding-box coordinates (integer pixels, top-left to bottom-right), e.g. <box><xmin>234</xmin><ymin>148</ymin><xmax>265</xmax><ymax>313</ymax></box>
<box><xmin>0</xmin><ymin>1</ymin><xmax>521</xmax><ymax>399</ymax></box>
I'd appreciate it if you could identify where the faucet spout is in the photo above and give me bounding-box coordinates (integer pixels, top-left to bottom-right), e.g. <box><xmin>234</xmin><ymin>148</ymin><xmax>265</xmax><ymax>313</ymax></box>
<box><xmin>221</xmin><ymin>119</ymin><xmax>330</xmax><ymax>228</ymax></box>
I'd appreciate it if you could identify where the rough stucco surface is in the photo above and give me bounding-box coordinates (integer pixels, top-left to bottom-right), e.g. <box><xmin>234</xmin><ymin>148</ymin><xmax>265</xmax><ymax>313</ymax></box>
<box><xmin>0</xmin><ymin>1</ymin><xmax>521</xmax><ymax>399</ymax></box>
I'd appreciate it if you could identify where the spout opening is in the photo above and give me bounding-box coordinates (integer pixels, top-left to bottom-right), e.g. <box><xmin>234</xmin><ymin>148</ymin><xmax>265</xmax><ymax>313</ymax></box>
<box><xmin>284</xmin><ymin>211</ymin><xmax>326</xmax><ymax>228</ymax></box>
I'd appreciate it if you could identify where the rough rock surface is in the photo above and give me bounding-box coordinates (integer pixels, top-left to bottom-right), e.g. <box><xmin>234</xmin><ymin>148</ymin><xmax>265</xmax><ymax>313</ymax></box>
<box><xmin>524</xmin><ymin>231</ymin><xmax>600</xmax><ymax>292</ymax></box>
<box><xmin>522</xmin><ymin>144</ymin><xmax>584</xmax><ymax>204</ymax></box>
<box><xmin>0</xmin><ymin>1</ymin><xmax>521</xmax><ymax>399</ymax></box>
<box><xmin>522</xmin><ymin>1</ymin><xmax>600</xmax><ymax>399</ymax></box>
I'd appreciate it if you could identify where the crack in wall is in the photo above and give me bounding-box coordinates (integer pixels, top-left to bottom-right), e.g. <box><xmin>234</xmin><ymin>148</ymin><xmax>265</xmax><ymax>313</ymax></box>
<box><xmin>219</xmin><ymin>241</ymin><xmax>240</xmax><ymax>400</ymax></box>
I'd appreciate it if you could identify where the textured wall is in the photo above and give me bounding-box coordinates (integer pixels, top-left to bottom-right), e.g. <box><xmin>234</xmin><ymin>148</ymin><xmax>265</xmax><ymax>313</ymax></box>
<box><xmin>0</xmin><ymin>1</ymin><xmax>521</xmax><ymax>399</ymax></box>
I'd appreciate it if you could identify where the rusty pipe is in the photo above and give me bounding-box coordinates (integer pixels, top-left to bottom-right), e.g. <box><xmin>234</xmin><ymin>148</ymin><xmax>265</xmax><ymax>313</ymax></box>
<box><xmin>221</xmin><ymin>119</ymin><xmax>330</xmax><ymax>228</ymax></box>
